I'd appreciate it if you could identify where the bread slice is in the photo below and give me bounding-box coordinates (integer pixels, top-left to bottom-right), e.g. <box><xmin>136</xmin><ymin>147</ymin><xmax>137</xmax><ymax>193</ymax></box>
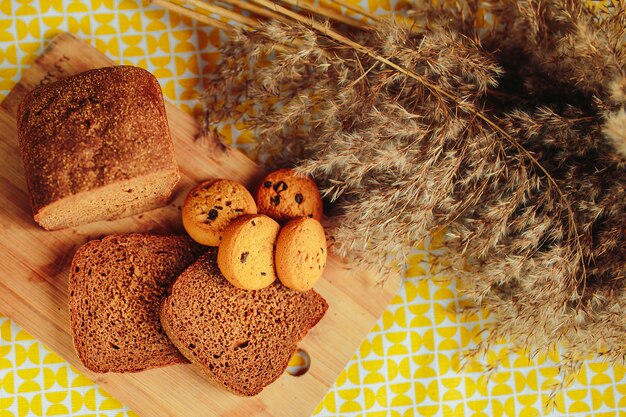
<box><xmin>68</xmin><ymin>234</ymin><xmax>205</xmax><ymax>373</ymax></box>
<box><xmin>17</xmin><ymin>65</ymin><xmax>179</xmax><ymax>230</ymax></box>
<box><xmin>160</xmin><ymin>250</ymin><xmax>328</xmax><ymax>396</ymax></box>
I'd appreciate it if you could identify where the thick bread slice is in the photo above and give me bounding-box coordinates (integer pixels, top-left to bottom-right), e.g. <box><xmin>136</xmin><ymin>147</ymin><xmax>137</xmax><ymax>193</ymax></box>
<box><xmin>17</xmin><ymin>65</ymin><xmax>179</xmax><ymax>230</ymax></box>
<box><xmin>69</xmin><ymin>234</ymin><xmax>205</xmax><ymax>373</ymax></box>
<box><xmin>160</xmin><ymin>250</ymin><xmax>328</xmax><ymax>396</ymax></box>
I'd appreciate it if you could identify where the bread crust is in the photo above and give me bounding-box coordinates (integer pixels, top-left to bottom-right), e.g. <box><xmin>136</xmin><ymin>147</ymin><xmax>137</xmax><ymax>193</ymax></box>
<box><xmin>17</xmin><ymin>65</ymin><xmax>178</xmax><ymax>229</ymax></box>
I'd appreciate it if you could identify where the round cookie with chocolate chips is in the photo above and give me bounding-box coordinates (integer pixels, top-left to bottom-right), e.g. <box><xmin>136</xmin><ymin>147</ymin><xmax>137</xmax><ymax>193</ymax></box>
<box><xmin>255</xmin><ymin>168</ymin><xmax>323</xmax><ymax>224</ymax></box>
<box><xmin>275</xmin><ymin>217</ymin><xmax>327</xmax><ymax>292</ymax></box>
<box><xmin>217</xmin><ymin>214</ymin><xmax>280</xmax><ymax>290</ymax></box>
<box><xmin>182</xmin><ymin>179</ymin><xmax>257</xmax><ymax>246</ymax></box>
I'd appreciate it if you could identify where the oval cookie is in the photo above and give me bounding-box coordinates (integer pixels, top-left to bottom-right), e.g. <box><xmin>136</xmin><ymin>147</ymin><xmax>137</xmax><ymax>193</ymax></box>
<box><xmin>182</xmin><ymin>179</ymin><xmax>257</xmax><ymax>246</ymax></box>
<box><xmin>255</xmin><ymin>169</ymin><xmax>323</xmax><ymax>224</ymax></box>
<box><xmin>217</xmin><ymin>214</ymin><xmax>280</xmax><ymax>290</ymax></box>
<box><xmin>275</xmin><ymin>217</ymin><xmax>327</xmax><ymax>292</ymax></box>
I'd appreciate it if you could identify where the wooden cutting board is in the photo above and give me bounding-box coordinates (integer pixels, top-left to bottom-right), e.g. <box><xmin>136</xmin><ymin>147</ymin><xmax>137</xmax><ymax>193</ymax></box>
<box><xmin>0</xmin><ymin>32</ymin><xmax>401</xmax><ymax>417</ymax></box>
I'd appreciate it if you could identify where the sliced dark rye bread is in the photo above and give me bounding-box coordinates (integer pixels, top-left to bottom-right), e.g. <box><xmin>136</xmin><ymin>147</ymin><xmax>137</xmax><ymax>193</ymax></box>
<box><xmin>69</xmin><ymin>234</ymin><xmax>206</xmax><ymax>373</ymax></box>
<box><xmin>160</xmin><ymin>249</ymin><xmax>328</xmax><ymax>396</ymax></box>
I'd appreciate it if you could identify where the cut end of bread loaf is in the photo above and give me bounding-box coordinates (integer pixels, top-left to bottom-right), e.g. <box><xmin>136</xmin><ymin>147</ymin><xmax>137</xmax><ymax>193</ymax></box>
<box><xmin>68</xmin><ymin>234</ymin><xmax>205</xmax><ymax>373</ymax></box>
<box><xmin>160</xmin><ymin>250</ymin><xmax>328</xmax><ymax>396</ymax></box>
<box><xmin>35</xmin><ymin>169</ymin><xmax>179</xmax><ymax>230</ymax></box>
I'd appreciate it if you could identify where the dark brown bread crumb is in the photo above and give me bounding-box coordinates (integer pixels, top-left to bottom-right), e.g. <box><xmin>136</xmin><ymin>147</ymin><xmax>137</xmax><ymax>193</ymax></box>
<box><xmin>160</xmin><ymin>250</ymin><xmax>328</xmax><ymax>396</ymax></box>
<box><xmin>68</xmin><ymin>234</ymin><xmax>206</xmax><ymax>373</ymax></box>
<box><xmin>17</xmin><ymin>65</ymin><xmax>179</xmax><ymax>230</ymax></box>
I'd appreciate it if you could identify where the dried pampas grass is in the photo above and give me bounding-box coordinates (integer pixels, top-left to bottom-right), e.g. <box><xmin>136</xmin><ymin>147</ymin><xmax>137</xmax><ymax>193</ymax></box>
<box><xmin>605</xmin><ymin>108</ymin><xmax>626</xmax><ymax>158</ymax></box>
<box><xmin>201</xmin><ymin>0</ymin><xmax>626</xmax><ymax>374</ymax></box>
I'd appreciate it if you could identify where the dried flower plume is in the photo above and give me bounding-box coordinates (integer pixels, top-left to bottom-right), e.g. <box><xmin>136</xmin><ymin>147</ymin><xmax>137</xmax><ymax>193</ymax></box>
<box><xmin>201</xmin><ymin>0</ymin><xmax>626</xmax><ymax>375</ymax></box>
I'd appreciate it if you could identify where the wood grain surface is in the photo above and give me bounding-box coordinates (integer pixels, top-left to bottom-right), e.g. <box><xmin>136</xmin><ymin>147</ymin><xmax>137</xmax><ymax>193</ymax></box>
<box><xmin>0</xmin><ymin>32</ymin><xmax>402</xmax><ymax>417</ymax></box>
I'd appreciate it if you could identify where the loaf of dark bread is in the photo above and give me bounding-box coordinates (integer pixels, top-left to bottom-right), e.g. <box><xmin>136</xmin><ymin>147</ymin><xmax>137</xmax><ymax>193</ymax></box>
<box><xmin>68</xmin><ymin>234</ymin><xmax>205</xmax><ymax>373</ymax></box>
<box><xmin>17</xmin><ymin>65</ymin><xmax>179</xmax><ymax>230</ymax></box>
<box><xmin>160</xmin><ymin>250</ymin><xmax>328</xmax><ymax>396</ymax></box>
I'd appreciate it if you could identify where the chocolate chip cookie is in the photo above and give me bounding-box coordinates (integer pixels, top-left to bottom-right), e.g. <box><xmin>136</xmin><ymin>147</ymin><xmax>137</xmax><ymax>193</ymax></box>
<box><xmin>182</xmin><ymin>179</ymin><xmax>257</xmax><ymax>246</ymax></box>
<box><xmin>255</xmin><ymin>169</ymin><xmax>323</xmax><ymax>223</ymax></box>
<box><xmin>217</xmin><ymin>214</ymin><xmax>280</xmax><ymax>290</ymax></box>
<box><xmin>275</xmin><ymin>217</ymin><xmax>327</xmax><ymax>291</ymax></box>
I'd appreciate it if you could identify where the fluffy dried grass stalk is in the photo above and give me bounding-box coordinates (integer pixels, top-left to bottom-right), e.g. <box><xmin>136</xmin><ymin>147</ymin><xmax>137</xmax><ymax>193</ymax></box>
<box><xmin>201</xmin><ymin>1</ymin><xmax>626</xmax><ymax>374</ymax></box>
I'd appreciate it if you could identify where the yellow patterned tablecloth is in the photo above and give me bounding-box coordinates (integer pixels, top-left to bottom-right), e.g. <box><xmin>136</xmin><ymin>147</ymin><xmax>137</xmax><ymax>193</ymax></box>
<box><xmin>1</xmin><ymin>1</ymin><xmax>625</xmax><ymax>416</ymax></box>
